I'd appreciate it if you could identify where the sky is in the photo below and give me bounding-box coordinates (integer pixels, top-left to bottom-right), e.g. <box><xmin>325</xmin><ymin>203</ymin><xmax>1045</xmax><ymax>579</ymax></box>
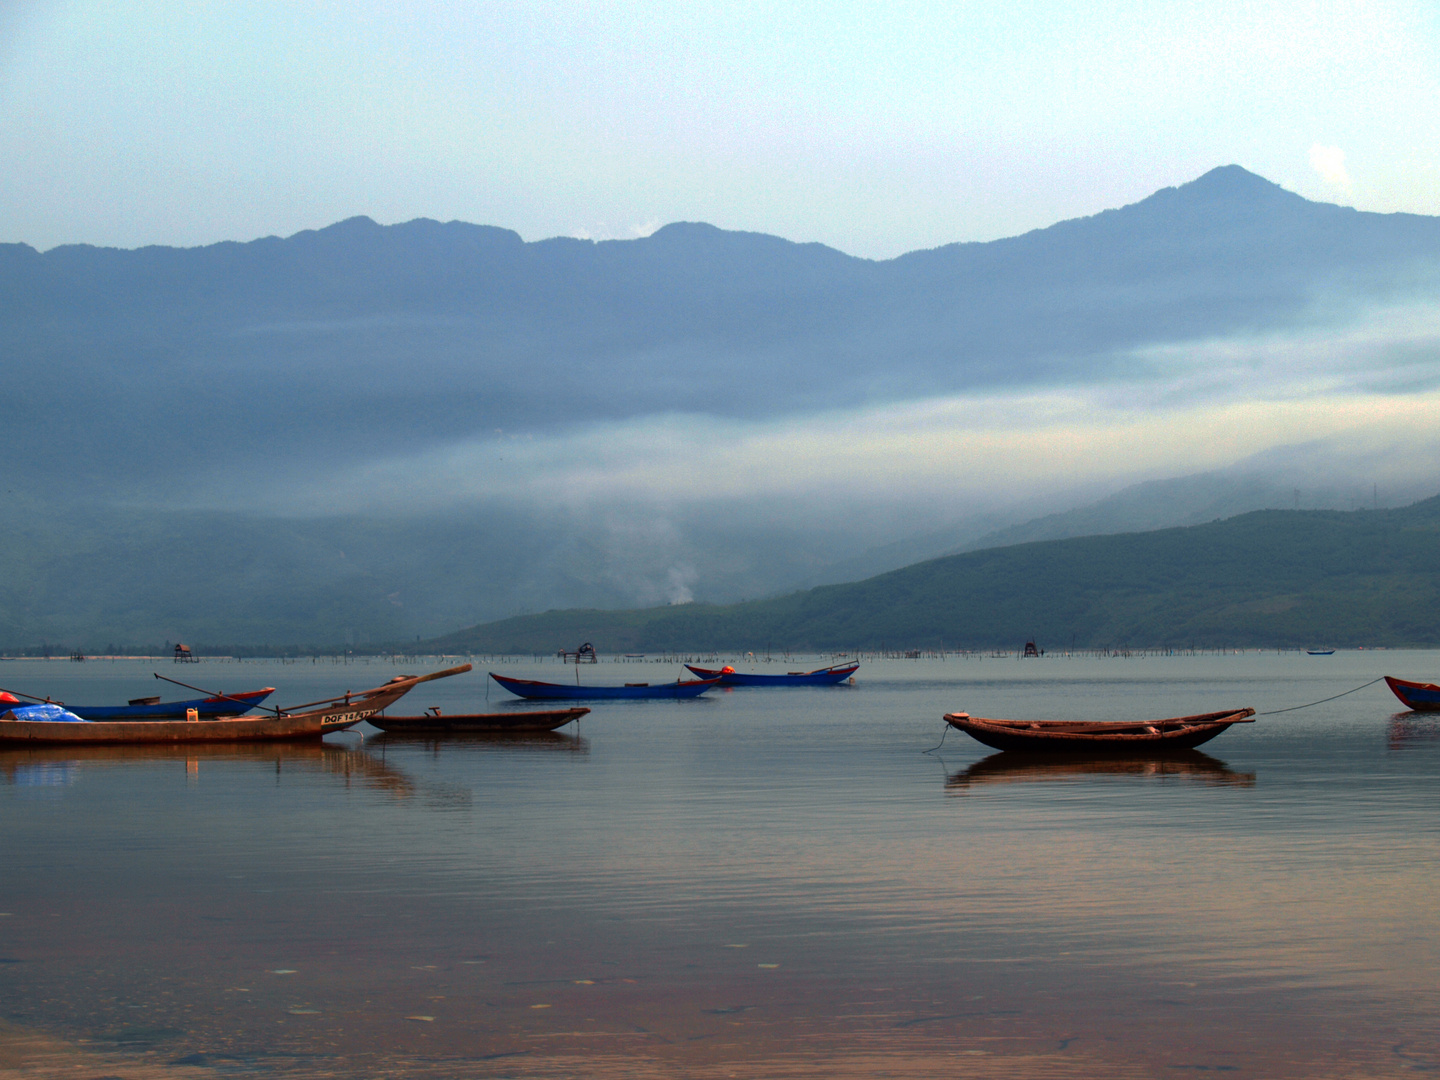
<box><xmin>2</xmin><ymin>0</ymin><xmax>1439</xmax><ymax>258</ymax></box>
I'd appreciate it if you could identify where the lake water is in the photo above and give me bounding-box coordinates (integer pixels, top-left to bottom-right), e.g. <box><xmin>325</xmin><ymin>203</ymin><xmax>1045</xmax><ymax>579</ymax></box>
<box><xmin>2</xmin><ymin>651</ymin><xmax>1438</xmax><ymax>1078</ymax></box>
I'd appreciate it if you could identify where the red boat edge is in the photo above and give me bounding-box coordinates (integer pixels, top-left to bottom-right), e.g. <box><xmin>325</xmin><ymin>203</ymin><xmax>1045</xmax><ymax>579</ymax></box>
<box><xmin>1384</xmin><ymin>676</ymin><xmax>1440</xmax><ymax>712</ymax></box>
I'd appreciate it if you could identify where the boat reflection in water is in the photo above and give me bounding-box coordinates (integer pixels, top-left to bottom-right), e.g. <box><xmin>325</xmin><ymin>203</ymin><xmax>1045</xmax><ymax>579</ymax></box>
<box><xmin>371</xmin><ymin>730</ymin><xmax>589</xmax><ymax>753</ymax></box>
<box><xmin>1387</xmin><ymin>713</ymin><xmax>1440</xmax><ymax>751</ymax></box>
<box><xmin>946</xmin><ymin>749</ymin><xmax>1255</xmax><ymax>793</ymax></box>
<box><xmin>0</xmin><ymin>740</ymin><xmax>418</xmax><ymax>799</ymax></box>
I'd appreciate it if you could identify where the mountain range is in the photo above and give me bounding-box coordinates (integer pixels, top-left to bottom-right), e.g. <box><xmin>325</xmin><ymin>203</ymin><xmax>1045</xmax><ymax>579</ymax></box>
<box><xmin>431</xmin><ymin>496</ymin><xmax>1440</xmax><ymax>654</ymax></box>
<box><xmin>2</xmin><ymin>165</ymin><xmax>1438</xmax><ymax>649</ymax></box>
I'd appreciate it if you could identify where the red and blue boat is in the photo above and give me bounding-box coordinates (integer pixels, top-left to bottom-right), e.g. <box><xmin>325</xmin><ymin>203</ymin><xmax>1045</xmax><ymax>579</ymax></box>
<box><xmin>489</xmin><ymin>673</ymin><xmax>720</xmax><ymax>701</ymax></box>
<box><xmin>1384</xmin><ymin>676</ymin><xmax>1440</xmax><ymax>712</ymax></box>
<box><xmin>46</xmin><ymin>688</ymin><xmax>274</xmax><ymax>721</ymax></box>
<box><xmin>683</xmin><ymin>661</ymin><xmax>859</xmax><ymax>687</ymax></box>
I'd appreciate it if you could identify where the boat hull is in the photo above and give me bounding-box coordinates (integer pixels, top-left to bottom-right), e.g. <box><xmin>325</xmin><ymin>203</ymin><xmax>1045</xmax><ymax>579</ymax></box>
<box><xmin>66</xmin><ymin>688</ymin><xmax>276</xmax><ymax>721</ymax></box>
<box><xmin>370</xmin><ymin>707</ymin><xmax>590</xmax><ymax>733</ymax></box>
<box><xmin>943</xmin><ymin>709</ymin><xmax>1256</xmax><ymax>754</ymax></box>
<box><xmin>684</xmin><ymin>662</ymin><xmax>859</xmax><ymax>686</ymax></box>
<box><xmin>0</xmin><ymin>665</ymin><xmax>470</xmax><ymax>745</ymax></box>
<box><xmin>490</xmin><ymin>673</ymin><xmax>718</xmax><ymax>700</ymax></box>
<box><xmin>1384</xmin><ymin>676</ymin><xmax>1440</xmax><ymax>712</ymax></box>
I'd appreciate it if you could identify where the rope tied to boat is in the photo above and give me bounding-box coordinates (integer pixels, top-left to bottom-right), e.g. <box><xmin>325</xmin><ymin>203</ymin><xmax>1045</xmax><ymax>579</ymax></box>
<box><xmin>922</xmin><ymin>724</ymin><xmax>952</xmax><ymax>754</ymax></box>
<box><xmin>1255</xmin><ymin>676</ymin><xmax>1388</xmax><ymax>715</ymax></box>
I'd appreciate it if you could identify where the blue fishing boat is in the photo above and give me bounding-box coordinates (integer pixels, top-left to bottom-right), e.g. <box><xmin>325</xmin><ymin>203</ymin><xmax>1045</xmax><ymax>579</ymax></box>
<box><xmin>489</xmin><ymin>673</ymin><xmax>719</xmax><ymax>700</ymax></box>
<box><xmin>684</xmin><ymin>661</ymin><xmax>859</xmax><ymax>686</ymax></box>
<box><xmin>39</xmin><ymin>688</ymin><xmax>275</xmax><ymax>721</ymax></box>
<box><xmin>1384</xmin><ymin>676</ymin><xmax>1440</xmax><ymax>712</ymax></box>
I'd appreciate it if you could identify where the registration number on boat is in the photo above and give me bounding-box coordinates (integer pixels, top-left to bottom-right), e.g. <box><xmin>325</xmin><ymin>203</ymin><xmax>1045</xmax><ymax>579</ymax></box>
<box><xmin>321</xmin><ymin>709</ymin><xmax>374</xmax><ymax>727</ymax></box>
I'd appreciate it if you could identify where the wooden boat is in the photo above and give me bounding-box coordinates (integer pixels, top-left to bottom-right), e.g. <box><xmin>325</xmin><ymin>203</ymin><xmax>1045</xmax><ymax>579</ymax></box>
<box><xmin>0</xmin><ymin>664</ymin><xmax>471</xmax><ymax>744</ymax></box>
<box><xmin>942</xmin><ymin>708</ymin><xmax>1256</xmax><ymax>753</ymax></box>
<box><xmin>489</xmin><ymin>672</ymin><xmax>719</xmax><ymax>700</ymax></box>
<box><xmin>58</xmin><ymin>687</ymin><xmax>276</xmax><ymax>721</ymax></box>
<box><xmin>1383</xmin><ymin>676</ymin><xmax>1440</xmax><ymax>712</ymax></box>
<box><xmin>684</xmin><ymin>661</ymin><xmax>859</xmax><ymax>686</ymax></box>
<box><xmin>369</xmin><ymin>706</ymin><xmax>589</xmax><ymax>733</ymax></box>
<box><xmin>1306</xmin><ymin>649</ymin><xmax>1336</xmax><ymax>656</ymax></box>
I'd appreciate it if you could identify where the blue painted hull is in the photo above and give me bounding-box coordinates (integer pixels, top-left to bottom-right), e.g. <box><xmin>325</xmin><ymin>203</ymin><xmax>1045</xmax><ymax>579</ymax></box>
<box><xmin>684</xmin><ymin>662</ymin><xmax>859</xmax><ymax>686</ymax></box>
<box><xmin>66</xmin><ymin>688</ymin><xmax>275</xmax><ymax>721</ymax></box>
<box><xmin>489</xmin><ymin>673</ymin><xmax>719</xmax><ymax>700</ymax></box>
<box><xmin>1385</xmin><ymin>676</ymin><xmax>1440</xmax><ymax>712</ymax></box>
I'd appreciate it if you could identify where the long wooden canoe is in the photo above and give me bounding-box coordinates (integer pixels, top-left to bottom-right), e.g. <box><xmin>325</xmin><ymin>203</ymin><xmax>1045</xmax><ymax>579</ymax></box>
<box><xmin>369</xmin><ymin>706</ymin><xmax>589</xmax><ymax>733</ymax></box>
<box><xmin>1384</xmin><ymin>676</ymin><xmax>1440</xmax><ymax>712</ymax></box>
<box><xmin>684</xmin><ymin>661</ymin><xmax>859</xmax><ymax>686</ymax></box>
<box><xmin>943</xmin><ymin>708</ymin><xmax>1256</xmax><ymax>753</ymax></box>
<box><xmin>0</xmin><ymin>664</ymin><xmax>471</xmax><ymax>744</ymax></box>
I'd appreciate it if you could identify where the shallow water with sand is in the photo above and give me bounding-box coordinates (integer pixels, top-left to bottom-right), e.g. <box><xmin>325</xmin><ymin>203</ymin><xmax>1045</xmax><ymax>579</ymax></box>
<box><xmin>2</xmin><ymin>651</ymin><xmax>1438</xmax><ymax>1077</ymax></box>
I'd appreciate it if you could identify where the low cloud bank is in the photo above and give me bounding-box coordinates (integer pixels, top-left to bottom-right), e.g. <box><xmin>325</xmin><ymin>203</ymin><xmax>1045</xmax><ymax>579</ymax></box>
<box><xmin>244</xmin><ymin>301</ymin><xmax>1440</xmax><ymax>520</ymax></box>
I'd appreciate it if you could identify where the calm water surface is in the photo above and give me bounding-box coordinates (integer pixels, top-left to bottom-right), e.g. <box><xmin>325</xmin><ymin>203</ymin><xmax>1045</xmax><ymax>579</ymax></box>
<box><xmin>2</xmin><ymin>652</ymin><xmax>1438</xmax><ymax>1078</ymax></box>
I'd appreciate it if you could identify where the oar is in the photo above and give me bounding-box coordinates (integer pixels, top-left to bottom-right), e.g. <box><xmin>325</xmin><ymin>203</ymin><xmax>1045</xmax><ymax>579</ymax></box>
<box><xmin>153</xmin><ymin>672</ymin><xmax>282</xmax><ymax>716</ymax></box>
<box><xmin>275</xmin><ymin>663</ymin><xmax>474</xmax><ymax>713</ymax></box>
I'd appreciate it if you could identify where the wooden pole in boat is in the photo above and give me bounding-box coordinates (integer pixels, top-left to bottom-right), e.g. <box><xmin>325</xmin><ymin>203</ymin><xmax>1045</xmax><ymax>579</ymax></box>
<box><xmin>153</xmin><ymin>673</ymin><xmax>283</xmax><ymax>716</ymax></box>
<box><xmin>0</xmin><ymin>687</ymin><xmax>63</xmax><ymax>705</ymax></box>
<box><xmin>268</xmin><ymin>663</ymin><xmax>474</xmax><ymax>713</ymax></box>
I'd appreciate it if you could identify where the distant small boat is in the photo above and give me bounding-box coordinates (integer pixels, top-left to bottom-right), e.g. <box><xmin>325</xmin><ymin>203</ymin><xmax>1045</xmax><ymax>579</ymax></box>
<box><xmin>943</xmin><ymin>708</ymin><xmax>1256</xmax><ymax>753</ymax></box>
<box><xmin>683</xmin><ymin>661</ymin><xmax>859</xmax><ymax>686</ymax></box>
<box><xmin>1306</xmin><ymin>649</ymin><xmax>1335</xmax><ymax>656</ymax></box>
<box><xmin>490</xmin><ymin>673</ymin><xmax>718</xmax><ymax>700</ymax></box>
<box><xmin>1383</xmin><ymin>676</ymin><xmax>1440</xmax><ymax>712</ymax></box>
<box><xmin>63</xmin><ymin>688</ymin><xmax>276</xmax><ymax>721</ymax></box>
<box><xmin>369</xmin><ymin>706</ymin><xmax>590</xmax><ymax>733</ymax></box>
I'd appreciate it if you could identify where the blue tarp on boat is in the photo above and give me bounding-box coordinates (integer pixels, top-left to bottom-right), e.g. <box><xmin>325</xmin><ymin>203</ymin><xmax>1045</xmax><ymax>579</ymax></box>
<box><xmin>5</xmin><ymin>704</ymin><xmax>91</xmax><ymax>723</ymax></box>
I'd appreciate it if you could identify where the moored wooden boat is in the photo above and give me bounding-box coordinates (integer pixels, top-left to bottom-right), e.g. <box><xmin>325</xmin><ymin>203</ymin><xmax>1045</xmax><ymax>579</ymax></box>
<box><xmin>684</xmin><ymin>661</ymin><xmax>859</xmax><ymax>686</ymax></box>
<box><xmin>0</xmin><ymin>664</ymin><xmax>471</xmax><ymax>744</ymax></box>
<box><xmin>369</xmin><ymin>706</ymin><xmax>590</xmax><ymax>733</ymax></box>
<box><xmin>489</xmin><ymin>673</ymin><xmax>718</xmax><ymax>700</ymax></box>
<box><xmin>1383</xmin><ymin>676</ymin><xmax>1440</xmax><ymax>712</ymax></box>
<box><xmin>942</xmin><ymin>708</ymin><xmax>1256</xmax><ymax>753</ymax></box>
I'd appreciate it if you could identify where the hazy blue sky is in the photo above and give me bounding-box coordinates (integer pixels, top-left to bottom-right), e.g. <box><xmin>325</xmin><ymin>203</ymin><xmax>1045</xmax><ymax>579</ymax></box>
<box><xmin>2</xmin><ymin>0</ymin><xmax>1437</xmax><ymax>257</ymax></box>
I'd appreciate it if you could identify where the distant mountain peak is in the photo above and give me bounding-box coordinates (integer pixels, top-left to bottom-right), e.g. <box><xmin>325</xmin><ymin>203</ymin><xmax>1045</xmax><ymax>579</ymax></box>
<box><xmin>1155</xmin><ymin>165</ymin><xmax>1309</xmax><ymax>208</ymax></box>
<box><xmin>318</xmin><ymin>215</ymin><xmax>381</xmax><ymax>234</ymax></box>
<box><xmin>1190</xmin><ymin>164</ymin><xmax>1282</xmax><ymax>189</ymax></box>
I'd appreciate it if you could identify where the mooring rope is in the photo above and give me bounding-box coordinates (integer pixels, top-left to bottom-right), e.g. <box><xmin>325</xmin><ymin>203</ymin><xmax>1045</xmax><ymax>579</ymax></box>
<box><xmin>1255</xmin><ymin>676</ymin><xmax>1388</xmax><ymax>715</ymax></box>
<box><xmin>921</xmin><ymin>724</ymin><xmax>952</xmax><ymax>754</ymax></box>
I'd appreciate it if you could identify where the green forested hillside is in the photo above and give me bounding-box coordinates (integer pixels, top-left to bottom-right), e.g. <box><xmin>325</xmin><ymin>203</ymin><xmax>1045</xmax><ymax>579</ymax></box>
<box><xmin>428</xmin><ymin>498</ymin><xmax>1440</xmax><ymax>653</ymax></box>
